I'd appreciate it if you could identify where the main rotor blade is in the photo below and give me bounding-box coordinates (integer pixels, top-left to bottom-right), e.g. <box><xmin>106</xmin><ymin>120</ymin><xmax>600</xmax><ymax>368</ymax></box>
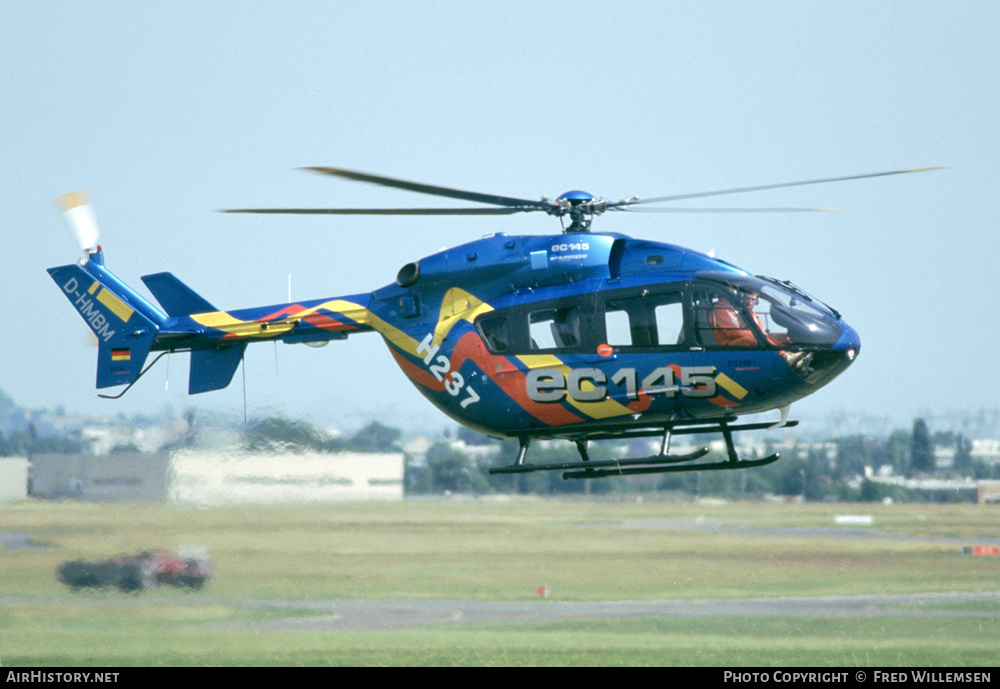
<box><xmin>617</xmin><ymin>206</ymin><xmax>839</xmax><ymax>213</ymax></box>
<box><xmin>303</xmin><ymin>166</ymin><xmax>555</xmax><ymax>211</ymax></box>
<box><xmin>617</xmin><ymin>167</ymin><xmax>944</xmax><ymax>207</ymax></box>
<box><xmin>223</xmin><ymin>207</ymin><xmax>531</xmax><ymax>215</ymax></box>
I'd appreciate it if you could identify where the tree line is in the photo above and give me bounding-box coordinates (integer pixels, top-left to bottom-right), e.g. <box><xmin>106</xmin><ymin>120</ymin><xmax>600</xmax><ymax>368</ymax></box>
<box><xmin>5</xmin><ymin>412</ymin><xmax>997</xmax><ymax>502</ymax></box>
<box><xmin>407</xmin><ymin>419</ymin><xmax>999</xmax><ymax>501</ymax></box>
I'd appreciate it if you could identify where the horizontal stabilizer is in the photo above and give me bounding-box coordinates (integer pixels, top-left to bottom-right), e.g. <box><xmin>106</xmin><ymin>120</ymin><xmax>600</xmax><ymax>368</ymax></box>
<box><xmin>141</xmin><ymin>272</ymin><xmax>217</xmax><ymax>317</ymax></box>
<box><xmin>189</xmin><ymin>345</ymin><xmax>246</xmax><ymax>394</ymax></box>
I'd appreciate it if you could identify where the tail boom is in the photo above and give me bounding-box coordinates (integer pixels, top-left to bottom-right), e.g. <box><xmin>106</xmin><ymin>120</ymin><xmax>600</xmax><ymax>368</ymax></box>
<box><xmin>49</xmin><ymin>248</ymin><xmax>375</xmax><ymax>395</ymax></box>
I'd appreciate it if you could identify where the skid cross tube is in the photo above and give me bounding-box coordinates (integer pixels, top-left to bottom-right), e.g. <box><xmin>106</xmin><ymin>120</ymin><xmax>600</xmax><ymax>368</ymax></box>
<box><xmin>489</xmin><ymin>418</ymin><xmax>794</xmax><ymax>480</ymax></box>
<box><xmin>490</xmin><ymin>447</ymin><xmax>712</xmax><ymax>476</ymax></box>
<box><xmin>562</xmin><ymin>451</ymin><xmax>780</xmax><ymax>480</ymax></box>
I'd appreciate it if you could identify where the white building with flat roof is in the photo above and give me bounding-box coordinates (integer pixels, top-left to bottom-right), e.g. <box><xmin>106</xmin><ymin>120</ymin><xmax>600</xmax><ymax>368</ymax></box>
<box><xmin>0</xmin><ymin>457</ymin><xmax>28</xmax><ymax>502</ymax></box>
<box><xmin>169</xmin><ymin>450</ymin><xmax>404</xmax><ymax>505</ymax></box>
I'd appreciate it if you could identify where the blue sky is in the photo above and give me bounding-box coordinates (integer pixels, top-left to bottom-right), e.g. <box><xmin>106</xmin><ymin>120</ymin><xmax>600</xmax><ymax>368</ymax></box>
<box><xmin>2</xmin><ymin>2</ymin><xmax>997</xmax><ymax>434</ymax></box>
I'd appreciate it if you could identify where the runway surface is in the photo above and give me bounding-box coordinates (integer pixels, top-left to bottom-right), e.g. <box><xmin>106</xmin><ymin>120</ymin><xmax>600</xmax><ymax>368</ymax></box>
<box><xmin>233</xmin><ymin>591</ymin><xmax>1000</xmax><ymax>632</ymax></box>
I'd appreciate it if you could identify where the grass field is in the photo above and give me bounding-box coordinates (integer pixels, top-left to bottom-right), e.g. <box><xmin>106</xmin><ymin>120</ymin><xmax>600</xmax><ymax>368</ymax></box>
<box><xmin>1</xmin><ymin>498</ymin><xmax>998</xmax><ymax>666</ymax></box>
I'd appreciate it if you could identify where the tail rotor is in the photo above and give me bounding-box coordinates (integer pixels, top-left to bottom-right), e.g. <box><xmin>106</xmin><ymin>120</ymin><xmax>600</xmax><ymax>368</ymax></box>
<box><xmin>56</xmin><ymin>190</ymin><xmax>100</xmax><ymax>255</ymax></box>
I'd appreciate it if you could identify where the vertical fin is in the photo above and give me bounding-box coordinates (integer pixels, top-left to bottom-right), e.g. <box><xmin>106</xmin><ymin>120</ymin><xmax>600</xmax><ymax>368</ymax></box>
<box><xmin>141</xmin><ymin>272</ymin><xmax>217</xmax><ymax>317</ymax></box>
<box><xmin>189</xmin><ymin>345</ymin><xmax>246</xmax><ymax>394</ymax></box>
<box><xmin>47</xmin><ymin>259</ymin><xmax>161</xmax><ymax>389</ymax></box>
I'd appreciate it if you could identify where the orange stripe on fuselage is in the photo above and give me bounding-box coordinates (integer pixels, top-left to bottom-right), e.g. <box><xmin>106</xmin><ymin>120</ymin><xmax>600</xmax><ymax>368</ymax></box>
<box><xmin>215</xmin><ymin>304</ymin><xmax>358</xmax><ymax>340</ymax></box>
<box><xmin>388</xmin><ymin>332</ymin><xmax>584</xmax><ymax>427</ymax></box>
<box><xmin>627</xmin><ymin>391</ymin><xmax>653</xmax><ymax>413</ymax></box>
<box><xmin>389</xmin><ymin>347</ymin><xmax>446</xmax><ymax>393</ymax></box>
<box><xmin>450</xmin><ymin>332</ymin><xmax>584</xmax><ymax>427</ymax></box>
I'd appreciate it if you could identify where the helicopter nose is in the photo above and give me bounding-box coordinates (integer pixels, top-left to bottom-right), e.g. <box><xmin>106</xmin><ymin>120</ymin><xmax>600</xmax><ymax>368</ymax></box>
<box><xmin>787</xmin><ymin>322</ymin><xmax>860</xmax><ymax>387</ymax></box>
<box><xmin>837</xmin><ymin>322</ymin><xmax>861</xmax><ymax>364</ymax></box>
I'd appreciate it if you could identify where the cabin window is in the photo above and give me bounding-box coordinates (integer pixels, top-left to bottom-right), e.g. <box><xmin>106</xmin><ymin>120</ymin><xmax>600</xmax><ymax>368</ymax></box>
<box><xmin>654</xmin><ymin>302</ymin><xmax>685</xmax><ymax>346</ymax></box>
<box><xmin>529</xmin><ymin>306</ymin><xmax>581</xmax><ymax>350</ymax></box>
<box><xmin>603</xmin><ymin>291</ymin><xmax>684</xmax><ymax>349</ymax></box>
<box><xmin>476</xmin><ymin>298</ymin><xmax>590</xmax><ymax>354</ymax></box>
<box><xmin>755</xmin><ymin>281</ymin><xmax>841</xmax><ymax>347</ymax></box>
<box><xmin>604</xmin><ymin>307</ymin><xmax>633</xmax><ymax>346</ymax></box>
<box><xmin>691</xmin><ymin>286</ymin><xmax>758</xmax><ymax>348</ymax></box>
<box><xmin>477</xmin><ymin>313</ymin><xmax>511</xmax><ymax>353</ymax></box>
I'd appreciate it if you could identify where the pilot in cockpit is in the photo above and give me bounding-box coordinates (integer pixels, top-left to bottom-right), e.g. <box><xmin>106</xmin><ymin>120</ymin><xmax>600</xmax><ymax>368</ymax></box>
<box><xmin>710</xmin><ymin>289</ymin><xmax>788</xmax><ymax>347</ymax></box>
<box><xmin>739</xmin><ymin>290</ymin><xmax>790</xmax><ymax>346</ymax></box>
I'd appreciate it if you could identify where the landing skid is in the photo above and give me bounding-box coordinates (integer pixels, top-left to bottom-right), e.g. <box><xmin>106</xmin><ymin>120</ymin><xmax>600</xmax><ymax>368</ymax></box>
<box><xmin>489</xmin><ymin>419</ymin><xmax>795</xmax><ymax>480</ymax></box>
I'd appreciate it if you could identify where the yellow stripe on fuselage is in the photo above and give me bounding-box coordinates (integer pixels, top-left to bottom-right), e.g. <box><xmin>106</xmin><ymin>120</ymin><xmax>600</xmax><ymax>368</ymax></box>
<box><xmin>189</xmin><ymin>286</ymin><xmax>492</xmax><ymax>355</ymax></box>
<box><xmin>430</xmin><ymin>287</ymin><xmax>493</xmax><ymax>347</ymax></box>
<box><xmin>191</xmin><ymin>310</ymin><xmax>297</xmax><ymax>338</ymax></box>
<box><xmin>189</xmin><ymin>298</ymin><xmax>423</xmax><ymax>351</ymax></box>
<box><xmin>96</xmin><ymin>286</ymin><xmax>133</xmax><ymax>323</ymax></box>
<box><xmin>715</xmin><ymin>372</ymin><xmax>748</xmax><ymax>400</ymax></box>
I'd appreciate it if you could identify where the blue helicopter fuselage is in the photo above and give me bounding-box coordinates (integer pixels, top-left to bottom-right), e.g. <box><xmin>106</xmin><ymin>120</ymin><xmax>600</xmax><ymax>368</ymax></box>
<box><xmin>49</xmin><ymin>231</ymin><xmax>858</xmax><ymax>442</ymax></box>
<box><xmin>356</xmin><ymin>232</ymin><xmax>859</xmax><ymax>439</ymax></box>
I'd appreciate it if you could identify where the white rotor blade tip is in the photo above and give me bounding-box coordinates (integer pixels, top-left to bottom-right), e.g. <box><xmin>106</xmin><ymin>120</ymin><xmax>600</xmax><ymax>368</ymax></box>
<box><xmin>57</xmin><ymin>190</ymin><xmax>100</xmax><ymax>251</ymax></box>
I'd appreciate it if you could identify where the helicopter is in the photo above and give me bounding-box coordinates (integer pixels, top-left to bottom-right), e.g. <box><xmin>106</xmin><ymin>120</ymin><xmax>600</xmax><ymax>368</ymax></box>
<box><xmin>47</xmin><ymin>166</ymin><xmax>934</xmax><ymax>480</ymax></box>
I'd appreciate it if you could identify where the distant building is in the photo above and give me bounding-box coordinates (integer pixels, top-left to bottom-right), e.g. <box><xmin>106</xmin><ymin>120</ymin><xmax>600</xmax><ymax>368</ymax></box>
<box><xmin>0</xmin><ymin>457</ymin><xmax>28</xmax><ymax>502</ymax></box>
<box><xmin>30</xmin><ymin>450</ymin><xmax>404</xmax><ymax>504</ymax></box>
<box><xmin>863</xmin><ymin>472</ymin><xmax>980</xmax><ymax>502</ymax></box>
<box><xmin>971</xmin><ymin>439</ymin><xmax>1000</xmax><ymax>464</ymax></box>
<box><xmin>31</xmin><ymin>452</ymin><xmax>169</xmax><ymax>502</ymax></box>
<box><xmin>169</xmin><ymin>450</ymin><xmax>404</xmax><ymax>505</ymax></box>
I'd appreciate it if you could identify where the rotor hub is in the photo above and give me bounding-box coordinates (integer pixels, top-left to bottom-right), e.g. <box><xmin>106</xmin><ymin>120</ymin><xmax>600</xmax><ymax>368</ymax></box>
<box><xmin>554</xmin><ymin>190</ymin><xmax>604</xmax><ymax>233</ymax></box>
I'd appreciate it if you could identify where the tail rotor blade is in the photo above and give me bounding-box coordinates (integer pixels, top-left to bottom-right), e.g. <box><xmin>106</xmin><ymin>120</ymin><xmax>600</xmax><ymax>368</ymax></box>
<box><xmin>57</xmin><ymin>190</ymin><xmax>100</xmax><ymax>252</ymax></box>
